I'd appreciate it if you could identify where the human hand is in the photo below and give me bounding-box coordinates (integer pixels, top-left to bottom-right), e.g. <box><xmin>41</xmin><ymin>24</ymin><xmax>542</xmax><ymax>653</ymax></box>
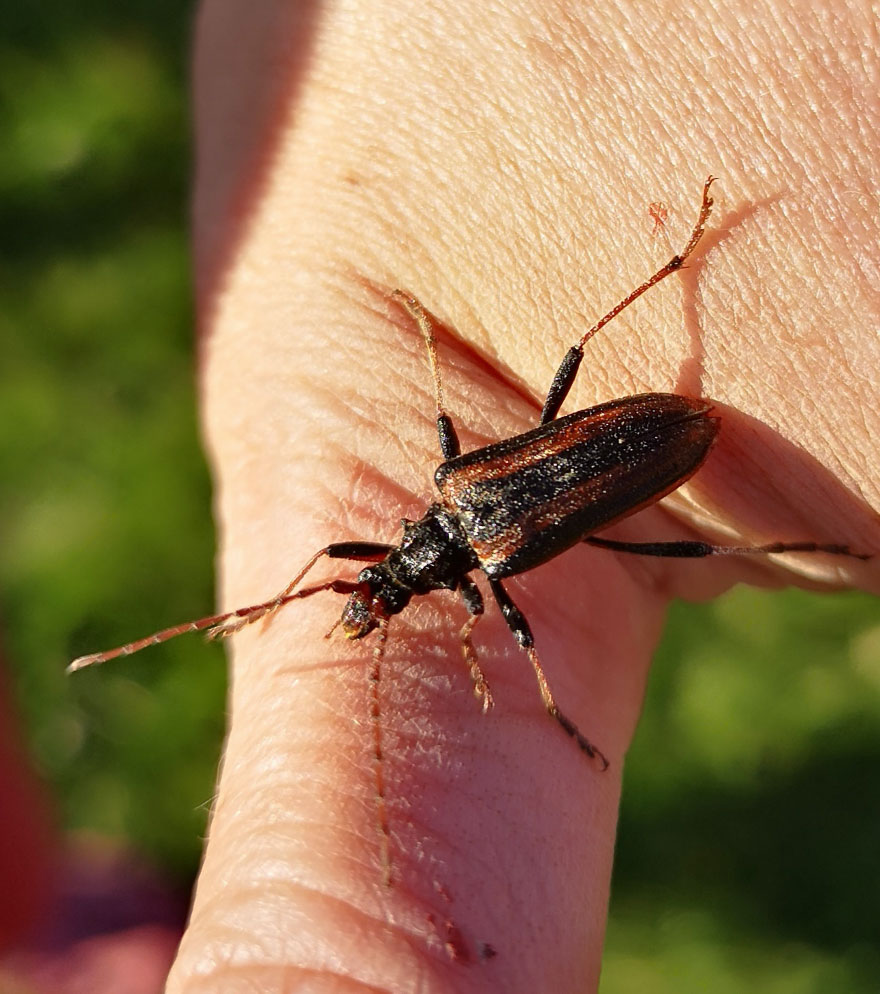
<box><xmin>169</xmin><ymin>2</ymin><xmax>880</xmax><ymax>990</ymax></box>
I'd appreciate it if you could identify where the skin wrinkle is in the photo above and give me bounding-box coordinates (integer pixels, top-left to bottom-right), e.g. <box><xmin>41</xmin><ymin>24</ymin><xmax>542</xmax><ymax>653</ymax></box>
<box><xmin>198</xmin><ymin>786</ymin><xmax>399</xmax><ymax>923</ymax></box>
<box><xmin>351</xmin><ymin>175</ymin><xmax>451</xmax><ymax>300</ymax></box>
<box><xmin>718</xmin><ymin>193</ymin><xmax>880</xmax><ymax>494</ymax></box>
<box><xmin>381</xmin><ymin>292</ymin><xmax>540</xmax><ymax>436</ymax></box>
<box><xmin>212</xmin><ymin>764</ymin><xmax>353</xmax><ymax>854</ymax></box>
<box><xmin>297</xmin><ymin>320</ymin><xmax>426</xmax><ymax>471</ymax></box>
<box><xmin>182</xmin><ymin>965</ymin><xmax>394</xmax><ymax>994</ymax></box>
<box><xmin>204</xmin><ymin>784</ymin><xmax>498</xmax><ymax>984</ymax></box>
<box><xmin>182</xmin><ymin>897</ymin><xmax>436</xmax><ymax>994</ymax></box>
<box><xmin>386</xmin><ymin>65</ymin><xmax>632</xmax><ymax>392</ymax></box>
<box><xmin>202</xmin><ymin>878</ymin><xmax>422</xmax><ymax>953</ymax></box>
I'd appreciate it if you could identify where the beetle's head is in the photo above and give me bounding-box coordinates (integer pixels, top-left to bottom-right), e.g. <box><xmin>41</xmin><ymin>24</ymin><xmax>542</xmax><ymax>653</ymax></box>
<box><xmin>340</xmin><ymin>585</ymin><xmax>381</xmax><ymax>640</ymax></box>
<box><xmin>340</xmin><ymin>566</ymin><xmax>411</xmax><ymax>639</ymax></box>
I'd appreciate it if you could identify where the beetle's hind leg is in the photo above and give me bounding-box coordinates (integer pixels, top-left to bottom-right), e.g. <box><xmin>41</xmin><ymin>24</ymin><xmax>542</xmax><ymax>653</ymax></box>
<box><xmin>584</xmin><ymin>535</ymin><xmax>871</xmax><ymax>561</ymax></box>
<box><xmin>391</xmin><ymin>290</ymin><xmax>461</xmax><ymax>461</ymax></box>
<box><xmin>489</xmin><ymin>579</ymin><xmax>609</xmax><ymax>770</ymax></box>
<box><xmin>458</xmin><ymin>576</ymin><xmax>493</xmax><ymax>712</ymax></box>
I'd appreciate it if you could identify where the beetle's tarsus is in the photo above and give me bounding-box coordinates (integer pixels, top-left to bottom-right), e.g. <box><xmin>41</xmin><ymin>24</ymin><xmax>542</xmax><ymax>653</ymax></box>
<box><xmin>550</xmin><ymin>704</ymin><xmax>610</xmax><ymax>771</ymax></box>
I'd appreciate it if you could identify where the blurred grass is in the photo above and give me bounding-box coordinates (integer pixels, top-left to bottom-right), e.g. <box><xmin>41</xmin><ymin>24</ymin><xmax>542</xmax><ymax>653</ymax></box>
<box><xmin>603</xmin><ymin>591</ymin><xmax>880</xmax><ymax>992</ymax></box>
<box><xmin>1</xmin><ymin>4</ymin><xmax>225</xmax><ymax>879</ymax></box>
<box><xmin>1</xmin><ymin>4</ymin><xmax>878</xmax><ymax>989</ymax></box>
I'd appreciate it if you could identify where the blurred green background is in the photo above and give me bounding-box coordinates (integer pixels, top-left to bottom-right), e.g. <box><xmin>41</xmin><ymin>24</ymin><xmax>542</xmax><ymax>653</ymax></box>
<box><xmin>1</xmin><ymin>4</ymin><xmax>878</xmax><ymax>991</ymax></box>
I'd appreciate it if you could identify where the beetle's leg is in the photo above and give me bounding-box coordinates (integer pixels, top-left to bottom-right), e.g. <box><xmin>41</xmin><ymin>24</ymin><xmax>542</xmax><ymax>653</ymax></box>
<box><xmin>541</xmin><ymin>175</ymin><xmax>717</xmax><ymax>424</ymax></box>
<box><xmin>458</xmin><ymin>576</ymin><xmax>493</xmax><ymax>712</ymax></box>
<box><xmin>585</xmin><ymin>535</ymin><xmax>871</xmax><ymax>561</ymax></box>
<box><xmin>391</xmin><ymin>289</ymin><xmax>461</xmax><ymax>460</ymax></box>
<box><xmin>489</xmin><ymin>579</ymin><xmax>609</xmax><ymax>769</ymax></box>
<box><xmin>67</xmin><ymin>541</ymin><xmax>393</xmax><ymax>672</ymax></box>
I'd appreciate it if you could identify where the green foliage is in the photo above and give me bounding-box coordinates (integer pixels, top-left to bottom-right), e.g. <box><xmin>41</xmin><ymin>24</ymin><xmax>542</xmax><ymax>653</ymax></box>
<box><xmin>603</xmin><ymin>589</ymin><xmax>880</xmax><ymax>993</ymax></box>
<box><xmin>1</xmin><ymin>4</ymin><xmax>224</xmax><ymax>878</ymax></box>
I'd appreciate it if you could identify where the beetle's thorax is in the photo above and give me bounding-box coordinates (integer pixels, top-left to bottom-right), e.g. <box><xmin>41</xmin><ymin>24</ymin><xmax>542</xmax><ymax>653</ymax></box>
<box><xmin>340</xmin><ymin>504</ymin><xmax>477</xmax><ymax>638</ymax></box>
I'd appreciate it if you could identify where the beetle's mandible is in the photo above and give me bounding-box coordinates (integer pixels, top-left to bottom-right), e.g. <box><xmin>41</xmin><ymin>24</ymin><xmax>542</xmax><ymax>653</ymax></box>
<box><xmin>70</xmin><ymin>176</ymin><xmax>869</xmax><ymax>879</ymax></box>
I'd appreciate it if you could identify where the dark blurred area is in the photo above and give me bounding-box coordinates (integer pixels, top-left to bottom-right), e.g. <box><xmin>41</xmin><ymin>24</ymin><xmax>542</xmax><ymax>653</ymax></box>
<box><xmin>0</xmin><ymin>4</ymin><xmax>877</xmax><ymax>993</ymax></box>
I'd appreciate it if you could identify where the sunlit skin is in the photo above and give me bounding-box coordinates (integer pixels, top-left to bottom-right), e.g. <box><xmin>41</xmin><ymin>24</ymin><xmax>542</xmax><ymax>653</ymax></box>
<box><xmin>161</xmin><ymin>2</ymin><xmax>880</xmax><ymax>992</ymax></box>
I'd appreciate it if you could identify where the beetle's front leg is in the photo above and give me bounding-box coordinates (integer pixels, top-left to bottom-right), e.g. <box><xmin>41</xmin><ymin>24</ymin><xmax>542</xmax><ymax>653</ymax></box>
<box><xmin>458</xmin><ymin>575</ymin><xmax>493</xmax><ymax>712</ymax></box>
<box><xmin>489</xmin><ymin>579</ymin><xmax>609</xmax><ymax>769</ymax></box>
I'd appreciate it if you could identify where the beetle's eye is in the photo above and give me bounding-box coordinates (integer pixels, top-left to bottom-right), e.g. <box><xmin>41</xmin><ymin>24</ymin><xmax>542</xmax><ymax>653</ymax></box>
<box><xmin>341</xmin><ymin>590</ymin><xmax>378</xmax><ymax>639</ymax></box>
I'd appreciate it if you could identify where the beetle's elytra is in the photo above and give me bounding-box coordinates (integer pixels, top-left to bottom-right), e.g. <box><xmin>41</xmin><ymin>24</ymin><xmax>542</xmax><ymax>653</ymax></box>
<box><xmin>434</xmin><ymin>394</ymin><xmax>719</xmax><ymax>579</ymax></box>
<box><xmin>70</xmin><ymin>176</ymin><xmax>868</xmax><ymax>882</ymax></box>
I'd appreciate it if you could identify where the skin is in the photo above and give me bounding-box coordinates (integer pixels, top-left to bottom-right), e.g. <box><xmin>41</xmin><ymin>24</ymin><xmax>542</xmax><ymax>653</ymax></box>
<box><xmin>170</xmin><ymin>1</ymin><xmax>880</xmax><ymax>991</ymax></box>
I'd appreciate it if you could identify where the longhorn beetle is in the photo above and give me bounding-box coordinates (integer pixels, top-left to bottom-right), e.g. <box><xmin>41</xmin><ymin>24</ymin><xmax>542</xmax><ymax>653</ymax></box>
<box><xmin>70</xmin><ymin>176</ymin><xmax>868</xmax><ymax>880</ymax></box>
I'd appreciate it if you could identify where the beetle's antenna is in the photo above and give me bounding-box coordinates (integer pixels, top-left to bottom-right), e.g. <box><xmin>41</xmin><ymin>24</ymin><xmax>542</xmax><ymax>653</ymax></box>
<box><xmin>391</xmin><ymin>290</ymin><xmax>461</xmax><ymax>461</ymax></box>
<box><xmin>204</xmin><ymin>578</ymin><xmax>362</xmax><ymax>641</ymax></box>
<box><xmin>66</xmin><ymin>609</ymin><xmax>258</xmax><ymax>673</ymax></box>
<box><xmin>67</xmin><ymin>547</ymin><xmax>346</xmax><ymax>673</ymax></box>
<box><xmin>392</xmin><ymin>290</ymin><xmax>447</xmax><ymax>416</ymax></box>
<box><xmin>577</xmin><ymin>174</ymin><xmax>716</xmax><ymax>353</ymax></box>
<box><xmin>369</xmin><ymin>618</ymin><xmax>393</xmax><ymax>886</ymax></box>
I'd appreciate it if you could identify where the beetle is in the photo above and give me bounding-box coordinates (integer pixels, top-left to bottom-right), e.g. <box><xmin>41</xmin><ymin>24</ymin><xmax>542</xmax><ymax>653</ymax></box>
<box><xmin>70</xmin><ymin>176</ymin><xmax>866</xmax><ymax>874</ymax></box>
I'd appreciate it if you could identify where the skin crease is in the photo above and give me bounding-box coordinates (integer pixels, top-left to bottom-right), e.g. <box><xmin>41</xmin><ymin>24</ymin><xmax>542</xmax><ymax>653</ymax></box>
<box><xmin>170</xmin><ymin>1</ymin><xmax>880</xmax><ymax>992</ymax></box>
